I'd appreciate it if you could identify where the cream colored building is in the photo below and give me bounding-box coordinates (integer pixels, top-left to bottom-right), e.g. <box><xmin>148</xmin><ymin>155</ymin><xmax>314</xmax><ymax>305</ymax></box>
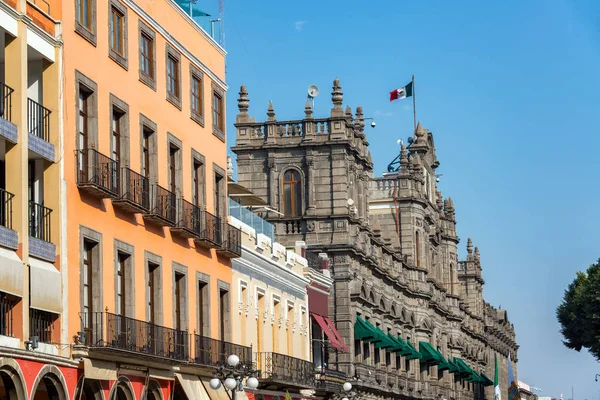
<box><xmin>229</xmin><ymin>215</ymin><xmax>315</xmax><ymax>392</ymax></box>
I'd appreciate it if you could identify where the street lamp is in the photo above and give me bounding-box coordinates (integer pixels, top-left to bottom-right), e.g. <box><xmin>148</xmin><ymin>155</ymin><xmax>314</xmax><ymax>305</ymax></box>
<box><xmin>210</xmin><ymin>354</ymin><xmax>260</xmax><ymax>400</ymax></box>
<box><xmin>339</xmin><ymin>381</ymin><xmax>356</xmax><ymax>400</ymax></box>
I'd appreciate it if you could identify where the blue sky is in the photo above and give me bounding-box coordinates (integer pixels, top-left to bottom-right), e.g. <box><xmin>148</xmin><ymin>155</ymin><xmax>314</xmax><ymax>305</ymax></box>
<box><xmin>220</xmin><ymin>0</ymin><xmax>600</xmax><ymax>397</ymax></box>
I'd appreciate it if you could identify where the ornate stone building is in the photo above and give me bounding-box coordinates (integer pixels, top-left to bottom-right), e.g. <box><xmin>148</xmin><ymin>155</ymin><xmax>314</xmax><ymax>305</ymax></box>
<box><xmin>231</xmin><ymin>79</ymin><xmax>519</xmax><ymax>400</ymax></box>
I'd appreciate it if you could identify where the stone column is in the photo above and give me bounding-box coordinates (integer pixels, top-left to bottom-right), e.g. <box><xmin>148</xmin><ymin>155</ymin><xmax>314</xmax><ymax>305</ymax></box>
<box><xmin>306</xmin><ymin>156</ymin><xmax>315</xmax><ymax>214</ymax></box>
<box><xmin>268</xmin><ymin>158</ymin><xmax>277</xmax><ymax>212</ymax></box>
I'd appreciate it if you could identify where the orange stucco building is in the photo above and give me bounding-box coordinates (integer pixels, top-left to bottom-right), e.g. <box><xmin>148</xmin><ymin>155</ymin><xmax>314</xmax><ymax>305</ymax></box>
<box><xmin>0</xmin><ymin>0</ymin><xmax>243</xmax><ymax>398</ymax></box>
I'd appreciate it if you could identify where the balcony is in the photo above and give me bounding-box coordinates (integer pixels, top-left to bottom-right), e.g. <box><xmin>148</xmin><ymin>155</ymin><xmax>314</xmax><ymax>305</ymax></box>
<box><xmin>256</xmin><ymin>352</ymin><xmax>315</xmax><ymax>389</ymax></box>
<box><xmin>0</xmin><ymin>188</ymin><xmax>16</xmax><ymax>249</ymax></box>
<box><xmin>27</xmin><ymin>98</ymin><xmax>54</xmax><ymax>161</ymax></box>
<box><xmin>143</xmin><ymin>185</ymin><xmax>176</xmax><ymax>227</ymax></box>
<box><xmin>29</xmin><ymin>201</ymin><xmax>51</xmax><ymax>243</ymax></box>
<box><xmin>0</xmin><ymin>293</ymin><xmax>16</xmax><ymax>337</ymax></box>
<box><xmin>228</xmin><ymin>199</ymin><xmax>274</xmax><ymax>242</ymax></box>
<box><xmin>172</xmin><ymin>0</ymin><xmax>224</xmax><ymax>46</ymax></box>
<box><xmin>171</xmin><ymin>199</ymin><xmax>201</xmax><ymax>239</ymax></box>
<box><xmin>194</xmin><ymin>210</ymin><xmax>222</xmax><ymax>248</ymax></box>
<box><xmin>75</xmin><ymin>149</ymin><xmax>119</xmax><ymax>198</ymax></box>
<box><xmin>112</xmin><ymin>167</ymin><xmax>150</xmax><ymax>213</ymax></box>
<box><xmin>0</xmin><ymin>83</ymin><xmax>17</xmax><ymax>143</ymax></box>
<box><xmin>315</xmin><ymin>366</ymin><xmax>347</xmax><ymax>392</ymax></box>
<box><xmin>216</xmin><ymin>223</ymin><xmax>241</xmax><ymax>258</ymax></box>
<box><xmin>193</xmin><ymin>334</ymin><xmax>252</xmax><ymax>367</ymax></box>
<box><xmin>79</xmin><ymin>312</ymin><xmax>189</xmax><ymax>361</ymax></box>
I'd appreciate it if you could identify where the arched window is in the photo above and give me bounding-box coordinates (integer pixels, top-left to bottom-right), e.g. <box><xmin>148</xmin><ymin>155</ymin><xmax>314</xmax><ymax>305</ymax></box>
<box><xmin>282</xmin><ymin>169</ymin><xmax>302</xmax><ymax>217</ymax></box>
<box><xmin>415</xmin><ymin>231</ymin><xmax>420</xmax><ymax>267</ymax></box>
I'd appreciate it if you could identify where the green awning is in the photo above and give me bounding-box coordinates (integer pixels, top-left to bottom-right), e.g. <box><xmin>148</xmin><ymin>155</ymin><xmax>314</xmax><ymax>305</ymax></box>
<box><xmin>387</xmin><ymin>333</ymin><xmax>408</xmax><ymax>353</ymax></box>
<box><xmin>419</xmin><ymin>342</ymin><xmax>442</xmax><ymax>365</ymax></box>
<box><xmin>354</xmin><ymin>316</ymin><xmax>379</xmax><ymax>342</ymax></box>
<box><xmin>468</xmin><ymin>371</ymin><xmax>485</xmax><ymax>384</ymax></box>
<box><xmin>481</xmin><ymin>373</ymin><xmax>494</xmax><ymax>387</ymax></box>
<box><xmin>403</xmin><ymin>340</ymin><xmax>423</xmax><ymax>360</ymax></box>
<box><xmin>454</xmin><ymin>358</ymin><xmax>474</xmax><ymax>375</ymax></box>
<box><xmin>374</xmin><ymin>327</ymin><xmax>396</xmax><ymax>349</ymax></box>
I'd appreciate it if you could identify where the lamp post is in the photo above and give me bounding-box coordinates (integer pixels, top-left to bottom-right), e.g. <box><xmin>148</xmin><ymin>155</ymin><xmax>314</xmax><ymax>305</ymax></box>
<box><xmin>595</xmin><ymin>374</ymin><xmax>600</xmax><ymax>382</ymax></box>
<box><xmin>209</xmin><ymin>354</ymin><xmax>260</xmax><ymax>400</ymax></box>
<box><xmin>338</xmin><ymin>381</ymin><xmax>357</xmax><ymax>400</ymax></box>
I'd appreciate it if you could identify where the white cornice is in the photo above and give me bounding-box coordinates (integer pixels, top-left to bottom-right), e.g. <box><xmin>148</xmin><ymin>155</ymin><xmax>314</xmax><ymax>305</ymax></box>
<box><xmin>304</xmin><ymin>267</ymin><xmax>333</xmax><ymax>289</ymax></box>
<box><xmin>122</xmin><ymin>0</ymin><xmax>228</xmax><ymax>91</ymax></box>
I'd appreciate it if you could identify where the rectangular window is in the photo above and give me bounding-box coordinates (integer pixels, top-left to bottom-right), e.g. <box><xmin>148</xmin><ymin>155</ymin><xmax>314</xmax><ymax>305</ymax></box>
<box><xmin>198</xmin><ymin>280</ymin><xmax>209</xmax><ymax>337</ymax></box>
<box><xmin>140</xmin><ymin>33</ymin><xmax>153</xmax><ymax>78</ymax></box>
<box><xmin>169</xmin><ymin>145</ymin><xmax>178</xmax><ymax>195</ymax></box>
<box><xmin>29</xmin><ymin>309</ymin><xmax>56</xmax><ymax>344</ymax></box>
<box><xmin>218</xmin><ymin>287</ymin><xmax>230</xmax><ymax>342</ymax></box>
<box><xmin>192</xmin><ymin>152</ymin><xmax>205</xmax><ymax>209</ymax></box>
<box><xmin>111</xmin><ymin>110</ymin><xmax>121</xmax><ymax>163</ymax></box>
<box><xmin>82</xmin><ymin>240</ymin><xmax>94</xmax><ymax>321</ymax></box>
<box><xmin>110</xmin><ymin>7</ymin><xmax>124</xmax><ymax>55</ymax></box>
<box><xmin>147</xmin><ymin>262</ymin><xmax>159</xmax><ymax>324</ymax></box>
<box><xmin>0</xmin><ymin>293</ymin><xmax>16</xmax><ymax>337</ymax></box>
<box><xmin>116</xmin><ymin>253</ymin><xmax>128</xmax><ymax>316</ymax></box>
<box><xmin>174</xmin><ymin>272</ymin><xmax>184</xmax><ymax>331</ymax></box>
<box><xmin>140</xmin><ymin>116</ymin><xmax>158</xmax><ymax>185</ymax></box>
<box><xmin>212</xmin><ymin>90</ymin><xmax>224</xmax><ymax>131</ymax></box>
<box><xmin>214</xmin><ymin>168</ymin><xmax>225</xmax><ymax>218</ymax></box>
<box><xmin>191</xmin><ymin>75</ymin><xmax>202</xmax><ymax>116</ymax></box>
<box><xmin>77</xmin><ymin>0</ymin><xmax>92</xmax><ymax>28</ymax></box>
<box><xmin>78</xmin><ymin>91</ymin><xmax>89</xmax><ymax>152</ymax></box>
<box><xmin>142</xmin><ymin>129</ymin><xmax>151</xmax><ymax>180</ymax></box>
<box><xmin>75</xmin><ymin>0</ymin><xmax>97</xmax><ymax>45</ymax></box>
<box><xmin>167</xmin><ymin>56</ymin><xmax>179</xmax><ymax>98</ymax></box>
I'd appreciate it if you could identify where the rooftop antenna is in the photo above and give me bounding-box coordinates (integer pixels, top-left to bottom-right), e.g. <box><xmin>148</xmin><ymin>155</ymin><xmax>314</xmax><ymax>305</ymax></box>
<box><xmin>307</xmin><ymin>84</ymin><xmax>319</xmax><ymax>112</ymax></box>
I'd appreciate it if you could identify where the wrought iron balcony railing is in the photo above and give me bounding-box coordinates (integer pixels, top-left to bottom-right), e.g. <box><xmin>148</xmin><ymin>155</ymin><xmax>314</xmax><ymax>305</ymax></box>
<box><xmin>0</xmin><ymin>293</ymin><xmax>16</xmax><ymax>337</ymax></box>
<box><xmin>29</xmin><ymin>201</ymin><xmax>52</xmax><ymax>242</ymax></box>
<box><xmin>0</xmin><ymin>188</ymin><xmax>14</xmax><ymax>230</ymax></box>
<box><xmin>30</xmin><ymin>308</ymin><xmax>54</xmax><ymax>343</ymax></box>
<box><xmin>144</xmin><ymin>184</ymin><xmax>177</xmax><ymax>226</ymax></box>
<box><xmin>75</xmin><ymin>149</ymin><xmax>120</xmax><ymax>197</ymax></box>
<box><xmin>217</xmin><ymin>222</ymin><xmax>242</xmax><ymax>258</ymax></box>
<box><xmin>79</xmin><ymin>311</ymin><xmax>189</xmax><ymax>361</ymax></box>
<box><xmin>194</xmin><ymin>210</ymin><xmax>222</xmax><ymax>248</ymax></box>
<box><xmin>256</xmin><ymin>352</ymin><xmax>315</xmax><ymax>388</ymax></box>
<box><xmin>112</xmin><ymin>167</ymin><xmax>150</xmax><ymax>213</ymax></box>
<box><xmin>27</xmin><ymin>98</ymin><xmax>51</xmax><ymax>141</ymax></box>
<box><xmin>0</xmin><ymin>82</ymin><xmax>13</xmax><ymax>121</ymax></box>
<box><xmin>171</xmin><ymin>198</ymin><xmax>201</xmax><ymax>239</ymax></box>
<box><xmin>194</xmin><ymin>334</ymin><xmax>252</xmax><ymax>367</ymax></box>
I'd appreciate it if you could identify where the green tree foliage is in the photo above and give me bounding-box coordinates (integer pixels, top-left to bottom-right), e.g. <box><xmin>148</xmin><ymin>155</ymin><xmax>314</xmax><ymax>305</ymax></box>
<box><xmin>556</xmin><ymin>259</ymin><xmax>600</xmax><ymax>360</ymax></box>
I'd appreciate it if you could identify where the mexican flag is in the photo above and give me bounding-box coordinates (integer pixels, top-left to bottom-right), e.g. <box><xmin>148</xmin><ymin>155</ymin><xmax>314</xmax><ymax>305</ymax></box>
<box><xmin>494</xmin><ymin>354</ymin><xmax>501</xmax><ymax>400</ymax></box>
<box><xmin>389</xmin><ymin>81</ymin><xmax>413</xmax><ymax>102</ymax></box>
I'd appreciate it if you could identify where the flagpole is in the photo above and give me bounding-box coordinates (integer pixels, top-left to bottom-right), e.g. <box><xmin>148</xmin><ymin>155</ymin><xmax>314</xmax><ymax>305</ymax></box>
<box><xmin>412</xmin><ymin>74</ymin><xmax>417</xmax><ymax>131</ymax></box>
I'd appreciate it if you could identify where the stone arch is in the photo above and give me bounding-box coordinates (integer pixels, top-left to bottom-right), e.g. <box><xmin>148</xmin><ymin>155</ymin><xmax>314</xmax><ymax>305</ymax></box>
<box><xmin>141</xmin><ymin>379</ymin><xmax>163</xmax><ymax>400</ymax></box>
<box><xmin>109</xmin><ymin>377</ymin><xmax>135</xmax><ymax>400</ymax></box>
<box><xmin>74</xmin><ymin>376</ymin><xmax>105</xmax><ymax>400</ymax></box>
<box><xmin>369</xmin><ymin>291</ymin><xmax>376</xmax><ymax>304</ymax></box>
<box><xmin>279</xmin><ymin>166</ymin><xmax>306</xmax><ymax>217</ymax></box>
<box><xmin>30</xmin><ymin>364</ymin><xmax>68</xmax><ymax>400</ymax></box>
<box><xmin>0</xmin><ymin>357</ymin><xmax>27</xmax><ymax>400</ymax></box>
<box><xmin>359</xmin><ymin>284</ymin><xmax>367</xmax><ymax>299</ymax></box>
<box><xmin>391</xmin><ymin>304</ymin><xmax>398</xmax><ymax>319</ymax></box>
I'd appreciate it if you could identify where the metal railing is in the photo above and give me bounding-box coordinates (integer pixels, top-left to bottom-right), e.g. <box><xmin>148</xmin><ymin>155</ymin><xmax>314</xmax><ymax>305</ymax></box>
<box><xmin>197</xmin><ymin>210</ymin><xmax>222</xmax><ymax>245</ymax></box>
<box><xmin>228</xmin><ymin>199</ymin><xmax>274</xmax><ymax>242</ymax></box>
<box><xmin>177</xmin><ymin>198</ymin><xmax>201</xmax><ymax>233</ymax></box>
<box><xmin>149</xmin><ymin>185</ymin><xmax>177</xmax><ymax>224</ymax></box>
<box><xmin>173</xmin><ymin>0</ymin><xmax>223</xmax><ymax>45</ymax></box>
<box><xmin>256</xmin><ymin>352</ymin><xmax>315</xmax><ymax>388</ymax></box>
<box><xmin>220</xmin><ymin>223</ymin><xmax>242</xmax><ymax>256</ymax></box>
<box><xmin>75</xmin><ymin>149</ymin><xmax>120</xmax><ymax>195</ymax></box>
<box><xmin>29</xmin><ymin>201</ymin><xmax>52</xmax><ymax>242</ymax></box>
<box><xmin>0</xmin><ymin>188</ymin><xmax>14</xmax><ymax>230</ymax></box>
<box><xmin>0</xmin><ymin>293</ymin><xmax>16</xmax><ymax>337</ymax></box>
<box><xmin>80</xmin><ymin>312</ymin><xmax>189</xmax><ymax>361</ymax></box>
<box><xmin>30</xmin><ymin>308</ymin><xmax>54</xmax><ymax>343</ymax></box>
<box><xmin>27</xmin><ymin>98</ymin><xmax>51</xmax><ymax>141</ymax></box>
<box><xmin>194</xmin><ymin>334</ymin><xmax>252</xmax><ymax>367</ymax></box>
<box><xmin>118</xmin><ymin>167</ymin><xmax>150</xmax><ymax>210</ymax></box>
<box><xmin>0</xmin><ymin>82</ymin><xmax>13</xmax><ymax>121</ymax></box>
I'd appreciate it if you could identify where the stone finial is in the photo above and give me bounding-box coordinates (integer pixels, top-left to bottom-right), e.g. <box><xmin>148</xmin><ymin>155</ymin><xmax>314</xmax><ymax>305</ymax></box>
<box><xmin>355</xmin><ymin>106</ymin><xmax>365</xmax><ymax>131</ymax></box>
<box><xmin>345</xmin><ymin>105</ymin><xmax>353</xmax><ymax>118</ymax></box>
<box><xmin>467</xmin><ymin>238</ymin><xmax>473</xmax><ymax>254</ymax></box>
<box><xmin>400</xmin><ymin>144</ymin><xmax>409</xmax><ymax>169</ymax></box>
<box><xmin>227</xmin><ymin>156</ymin><xmax>234</xmax><ymax>178</ymax></box>
<box><xmin>414</xmin><ymin>121</ymin><xmax>428</xmax><ymax>144</ymax></box>
<box><xmin>267</xmin><ymin>100</ymin><xmax>276</xmax><ymax>121</ymax></box>
<box><xmin>238</xmin><ymin>84</ymin><xmax>249</xmax><ymax>114</ymax></box>
<box><xmin>436</xmin><ymin>190</ymin><xmax>443</xmax><ymax>210</ymax></box>
<box><xmin>474</xmin><ymin>246</ymin><xmax>480</xmax><ymax>261</ymax></box>
<box><xmin>304</xmin><ymin>100</ymin><xmax>313</xmax><ymax>119</ymax></box>
<box><xmin>331</xmin><ymin>78</ymin><xmax>343</xmax><ymax>115</ymax></box>
<box><xmin>367</xmin><ymin>151</ymin><xmax>373</xmax><ymax>164</ymax></box>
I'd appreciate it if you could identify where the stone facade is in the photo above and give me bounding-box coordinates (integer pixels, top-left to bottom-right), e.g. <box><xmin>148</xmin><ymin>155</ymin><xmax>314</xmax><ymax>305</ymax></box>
<box><xmin>231</xmin><ymin>79</ymin><xmax>519</xmax><ymax>400</ymax></box>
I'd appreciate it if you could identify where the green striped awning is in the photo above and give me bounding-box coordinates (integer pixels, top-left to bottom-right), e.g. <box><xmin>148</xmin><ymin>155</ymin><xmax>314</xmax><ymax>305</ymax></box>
<box><xmin>374</xmin><ymin>327</ymin><xmax>396</xmax><ymax>349</ymax></box>
<box><xmin>354</xmin><ymin>316</ymin><xmax>379</xmax><ymax>342</ymax></box>
<box><xmin>481</xmin><ymin>373</ymin><xmax>495</xmax><ymax>387</ymax></box>
<box><xmin>403</xmin><ymin>340</ymin><xmax>423</xmax><ymax>360</ymax></box>
<box><xmin>419</xmin><ymin>342</ymin><xmax>443</xmax><ymax>365</ymax></box>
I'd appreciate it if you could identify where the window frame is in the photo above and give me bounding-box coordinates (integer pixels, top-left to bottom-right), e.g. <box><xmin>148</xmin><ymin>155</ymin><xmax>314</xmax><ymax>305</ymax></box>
<box><xmin>108</xmin><ymin>0</ymin><xmax>128</xmax><ymax>70</ymax></box>
<box><xmin>191</xmin><ymin>150</ymin><xmax>206</xmax><ymax>209</ymax></box>
<box><xmin>172</xmin><ymin>262</ymin><xmax>189</xmax><ymax>332</ymax></box>
<box><xmin>196</xmin><ymin>272</ymin><xmax>210</xmax><ymax>337</ymax></box>
<box><xmin>190</xmin><ymin>65</ymin><xmax>204</xmax><ymax>126</ymax></box>
<box><xmin>144</xmin><ymin>251</ymin><xmax>162</xmax><ymax>325</ymax></box>
<box><xmin>75</xmin><ymin>0</ymin><xmax>97</xmax><ymax>46</ymax></box>
<box><xmin>211</xmin><ymin>83</ymin><xmax>225</xmax><ymax>141</ymax></box>
<box><xmin>282</xmin><ymin>168</ymin><xmax>303</xmax><ymax>217</ymax></box>
<box><xmin>109</xmin><ymin>94</ymin><xmax>130</xmax><ymax>167</ymax></box>
<box><xmin>165</xmin><ymin>44</ymin><xmax>182</xmax><ymax>109</ymax></box>
<box><xmin>114</xmin><ymin>239</ymin><xmax>135</xmax><ymax>317</ymax></box>
<box><xmin>139</xmin><ymin>21</ymin><xmax>157</xmax><ymax>90</ymax></box>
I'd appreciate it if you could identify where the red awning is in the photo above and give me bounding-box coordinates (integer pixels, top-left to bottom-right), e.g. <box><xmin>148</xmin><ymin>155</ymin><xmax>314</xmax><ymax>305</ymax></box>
<box><xmin>311</xmin><ymin>314</ymin><xmax>342</xmax><ymax>351</ymax></box>
<box><xmin>324</xmin><ymin>317</ymin><xmax>348</xmax><ymax>352</ymax></box>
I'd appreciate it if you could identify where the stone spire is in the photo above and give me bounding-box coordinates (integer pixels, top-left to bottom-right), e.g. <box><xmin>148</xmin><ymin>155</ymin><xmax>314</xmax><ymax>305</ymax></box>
<box><xmin>267</xmin><ymin>100</ymin><xmax>276</xmax><ymax>122</ymax></box>
<box><xmin>227</xmin><ymin>155</ymin><xmax>234</xmax><ymax>178</ymax></box>
<box><xmin>355</xmin><ymin>106</ymin><xmax>365</xmax><ymax>132</ymax></box>
<box><xmin>399</xmin><ymin>144</ymin><xmax>409</xmax><ymax>170</ymax></box>
<box><xmin>236</xmin><ymin>84</ymin><xmax>251</xmax><ymax>123</ymax></box>
<box><xmin>345</xmin><ymin>105</ymin><xmax>353</xmax><ymax>118</ymax></box>
<box><xmin>474</xmin><ymin>246</ymin><xmax>480</xmax><ymax>261</ymax></box>
<box><xmin>413</xmin><ymin>121</ymin><xmax>428</xmax><ymax>146</ymax></box>
<box><xmin>304</xmin><ymin>100</ymin><xmax>313</xmax><ymax>119</ymax></box>
<box><xmin>331</xmin><ymin>78</ymin><xmax>344</xmax><ymax>117</ymax></box>
<box><xmin>467</xmin><ymin>238</ymin><xmax>473</xmax><ymax>254</ymax></box>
